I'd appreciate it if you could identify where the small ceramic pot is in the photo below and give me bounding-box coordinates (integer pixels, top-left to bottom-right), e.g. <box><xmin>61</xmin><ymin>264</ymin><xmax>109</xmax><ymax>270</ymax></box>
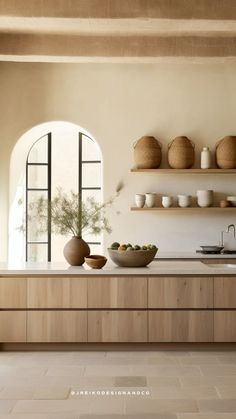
<box><xmin>135</xmin><ymin>194</ymin><xmax>145</xmax><ymax>208</ymax></box>
<box><xmin>145</xmin><ymin>193</ymin><xmax>156</xmax><ymax>208</ymax></box>
<box><xmin>162</xmin><ymin>196</ymin><xmax>173</xmax><ymax>208</ymax></box>
<box><xmin>178</xmin><ymin>195</ymin><xmax>192</xmax><ymax>208</ymax></box>
<box><xmin>197</xmin><ymin>190</ymin><xmax>213</xmax><ymax>207</ymax></box>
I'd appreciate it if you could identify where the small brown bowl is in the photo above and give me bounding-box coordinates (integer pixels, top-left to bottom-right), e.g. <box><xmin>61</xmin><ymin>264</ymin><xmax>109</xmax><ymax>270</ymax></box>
<box><xmin>84</xmin><ymin>255</ymin><xmax>107</xmax><ymax>269</ymax></box>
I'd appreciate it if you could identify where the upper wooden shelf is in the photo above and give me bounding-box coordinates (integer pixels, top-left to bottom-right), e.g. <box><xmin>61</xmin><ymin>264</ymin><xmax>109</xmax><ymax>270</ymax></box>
<box><xmin>131</xmin><ymin>207</ymin><xmax>236</xmax><ymax>212</ymax></box>
<box><xmin>131</xmin><ymin>168</ymin><xmax>236</xmax><ymax>174</ymax></box>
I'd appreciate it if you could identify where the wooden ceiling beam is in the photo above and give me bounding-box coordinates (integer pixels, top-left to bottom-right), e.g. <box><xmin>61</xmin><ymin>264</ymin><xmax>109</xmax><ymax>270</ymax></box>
<box><xmin>0</xmin><ymin>0</ymin><xmax>236</xmax><ymax>20</ymax></box>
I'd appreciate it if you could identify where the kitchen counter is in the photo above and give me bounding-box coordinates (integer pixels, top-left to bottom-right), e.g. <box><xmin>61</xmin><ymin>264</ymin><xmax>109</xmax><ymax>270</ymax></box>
<box><xmin>0</xmin><ymin>260</ymin><xmax>236</xmax><ymax>276</ymax></box>
<box><xmin>157</xmin><ymin>251</ymin><xmax>236</xmax><ymax>259</ymax></box>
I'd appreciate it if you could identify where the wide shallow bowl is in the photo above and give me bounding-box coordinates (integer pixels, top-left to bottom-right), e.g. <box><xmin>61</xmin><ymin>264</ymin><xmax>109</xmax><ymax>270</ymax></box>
<box><xmin>108</xmin><ymin>248</ymin><xmax>158</xmax><ymax>267</ymax></box>
<box><xmin>200</xmin><ymin>245</ymin><xmax>224</xmax><ymax>252</ymax></box>
<box><xmin>84</xmin><ymin>255</ymin><xmax>107</xmax><ymax>269</ymax></box>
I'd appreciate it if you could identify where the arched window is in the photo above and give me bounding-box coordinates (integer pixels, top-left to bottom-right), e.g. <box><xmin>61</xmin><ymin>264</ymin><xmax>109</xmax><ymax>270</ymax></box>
<box><xmin>9</xmin><ymin>122</ymin><xmax>102</xmax><ymax>263</ymax></box>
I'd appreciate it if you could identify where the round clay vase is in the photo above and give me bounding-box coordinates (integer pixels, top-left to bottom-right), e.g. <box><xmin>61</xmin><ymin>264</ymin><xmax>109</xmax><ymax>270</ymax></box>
<box><xmin>63</xmin><ymin>236</ymin><xmax>90</xmax><ymax>266</ymax></box>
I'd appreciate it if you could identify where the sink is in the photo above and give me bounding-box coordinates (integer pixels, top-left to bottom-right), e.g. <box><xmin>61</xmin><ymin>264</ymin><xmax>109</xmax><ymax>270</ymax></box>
<box><xmin>207</xmin><ymin>264</ymin><xmax>236</xmax><ymax>269</ymax></box>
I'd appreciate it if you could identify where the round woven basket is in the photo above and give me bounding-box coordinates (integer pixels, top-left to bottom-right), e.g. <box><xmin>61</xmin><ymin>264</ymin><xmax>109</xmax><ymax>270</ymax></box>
<box><xmin>168</xmin><ymin>136</ymin><xmax>195</xmax><ymax>169</ymax></box>
<box><xmin>134</xmin><ymin>136</ymin><xmax>162</xmax><ymax>169</ymax></box>
<box><xmin>216</xmin><ymin>136</ymin><xmax>236</xmax><ymax>169</ymax></box>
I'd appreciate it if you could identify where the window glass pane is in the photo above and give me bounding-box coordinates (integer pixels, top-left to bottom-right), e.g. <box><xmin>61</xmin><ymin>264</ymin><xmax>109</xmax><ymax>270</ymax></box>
<box><xmin>27</xmin><ymin>191</ymin><xmax>48</xmax><ymax>242</ymax></box>
<box><xmin>28</xmin><ymin>243</ymin><xmax>48</xmax><ymax>262</ymax></box>
<box><xmin>82</xmin><ymin>189</ymin><xmax>102</xmax><ymax>203</ymax></box>
<box><xmin>27</xmin><ymin>165</ymin><xmax>48</xmax><ymax>189</ymax></box>
<box><xmin>87</xmin><ymin>243</ymin><xmax>102</xmax><ymax>255</ymax></box>
<box><xmin>82</xmin><ymin>137</ymin><xmax>100</xmax><ymax>161</ymax></box>
<box><xmin>82</xmin><ymin>163</ymin><xmax>101</xmax><ymax>188</ymax></box>
<box><xmin>28</xmin><ymin>136</ymin><xmax>48</xmax><ymax>163</ymax></box>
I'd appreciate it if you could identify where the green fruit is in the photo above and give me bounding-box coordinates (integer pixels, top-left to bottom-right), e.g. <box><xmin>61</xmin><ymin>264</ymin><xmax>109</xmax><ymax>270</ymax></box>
<box><xmin>142</xmin><ymin>245</ymin><xmax>147</xmax><ymax>250</ymax></box>
<box><xmin>127</xmin><ymin>243</ymin><xmax>132</xmax><ymax>248</ymax></box>
<box><xmin>111</xmin><ymin>242</ymin><xmax>120</xmax><ymax>249</ymax></box>
<box><xmin>126</xmin><ymin>246</ymin><xmax>134</xmax><ymax>251</ymax></box>
<box><xmin>134</xmin><ymin>245</ymin><xmax>141</xmax><ymax>250</ymax></box>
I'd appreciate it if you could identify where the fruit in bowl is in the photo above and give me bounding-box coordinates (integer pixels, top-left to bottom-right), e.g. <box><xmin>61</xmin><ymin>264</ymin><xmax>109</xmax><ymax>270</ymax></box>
<box><xmin>108</xmin><ymin>242</ymin><xmax>158</xmax><ymax>267</ymax></box>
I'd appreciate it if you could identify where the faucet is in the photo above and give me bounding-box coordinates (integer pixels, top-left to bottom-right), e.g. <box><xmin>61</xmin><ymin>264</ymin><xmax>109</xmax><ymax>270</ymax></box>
<box><xmin>220</xmin><ymin>224</ymin><xmax>236</xmax><ymax>247</ymax></box>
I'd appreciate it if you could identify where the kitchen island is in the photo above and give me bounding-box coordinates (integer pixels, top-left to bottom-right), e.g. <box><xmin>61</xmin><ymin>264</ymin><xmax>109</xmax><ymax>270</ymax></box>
<box><xmin>0</xmin><ymin>260</ymin><xmax>236</xmax><ymax>345</ymax></box>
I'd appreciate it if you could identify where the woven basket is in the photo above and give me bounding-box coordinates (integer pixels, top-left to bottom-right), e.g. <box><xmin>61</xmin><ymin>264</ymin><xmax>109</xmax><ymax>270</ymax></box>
<box><xmin>168</xmin><ymin>136</ymin><xmax>195</xmax><ymax>169</ymax></box>
<box><xmin>216</xmin><ymin>136</ymin><xmax>236</xmax><ymax>169</ymax></box>
<box><xmin>134</xmin><ymin>136</ymin><xmax>162</xmax><ymax>169</ymax></box>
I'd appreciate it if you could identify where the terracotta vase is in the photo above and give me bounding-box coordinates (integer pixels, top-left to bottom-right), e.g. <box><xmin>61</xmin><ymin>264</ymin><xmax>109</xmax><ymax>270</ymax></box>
<box><xmin>63</xmin><ymin>236</ymin><xmax>90</xmax><ymax>266</ymax></box>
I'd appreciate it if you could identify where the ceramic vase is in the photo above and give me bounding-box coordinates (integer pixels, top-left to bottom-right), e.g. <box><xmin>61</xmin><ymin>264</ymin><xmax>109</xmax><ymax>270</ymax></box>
<box><xmin>63</xmin><ymin>236</ymin><xmax>90</xmax><ymax>266</ymax></box>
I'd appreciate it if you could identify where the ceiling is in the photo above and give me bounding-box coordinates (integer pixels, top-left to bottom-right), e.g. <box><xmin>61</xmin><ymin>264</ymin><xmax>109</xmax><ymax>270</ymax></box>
<box><xmin>0</xmin><ymin>0</ymin><xmax>236</xmax><ymax>62</ymax></box>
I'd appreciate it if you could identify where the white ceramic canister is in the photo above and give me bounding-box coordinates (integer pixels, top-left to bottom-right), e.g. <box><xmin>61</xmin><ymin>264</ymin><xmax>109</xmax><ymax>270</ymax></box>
<box><xmin>197</xmin><ymin>190</ymin><xmax>213</xmax><ymax>207</ymax></box>
<box><xmin>162</xmin><ymin>196</ymin><xmax>173</xmax><ymax>208</ymax></box>
<box><xmin>201</xmin><ymin>147</ymin><xmax>211</xmax><ymax>169</ymax></box>
<box><xmin>178</xmin><ymin>195</ymin><xmax>192</xmax><ymax>208</ymax></box>
<box><xmin>145</xmin><ymin>193</ymin><xmax>156</xmax><ymax>208</ymax></box>
<box><xmin>135</xmin><ymin>194</ymin><xmax>146</xmax><ymax>208</ymax></box>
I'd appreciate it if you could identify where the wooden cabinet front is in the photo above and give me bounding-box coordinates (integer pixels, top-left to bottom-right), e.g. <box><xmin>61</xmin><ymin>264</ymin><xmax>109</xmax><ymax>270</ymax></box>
<box><xmin>148</xmin><ymin>277</ymin><xmax>213</xmax><ymax>308</ymax></box>
<box><xmin>149</xmin><ymin>311</ymin><xmax>213</xmax><ymax>342</ymax></box>
<box><xmin>88</xmin><ymin>311</ymin><xmax>147</xmax><ymax>342</ymax></box>
<box><xmin>0</xmin><ymin>277</ymin><xmax>26</xmax><ymax>308</ymax></box>
<box><xmin>88</xmin><ymin>277</ymin><xmax>147</xmax><ymax>308</ymax></box>
<box><xmin>0</xmin><ymin>311</ymin><xmax>26</xmax><ymax>342</ymax></box>
<box><xmin>214</xmin><ymin>311</ymin><xmax>236</xmax><ymax>342</ymax></box>
<box><xmin>214</xmin><ymin>277</ymin><xmax>236</xmax><ymax>308</ymax></box>
<box><xmin>27</xmin><ymin>311</ymin><xmax>87</xmax><ymax>342</ymax></box>
<box><xmin>27</xmin><ymin>277</ymin><xmax>87</xmax><ymax>308</ymax></box>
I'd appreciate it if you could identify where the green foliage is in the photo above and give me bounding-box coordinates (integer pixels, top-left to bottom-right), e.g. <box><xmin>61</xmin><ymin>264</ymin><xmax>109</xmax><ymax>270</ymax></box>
<box><xmin>25</xmin><ymin>185</ymin><xmax>123</xmax><ymax>237</ymax></box>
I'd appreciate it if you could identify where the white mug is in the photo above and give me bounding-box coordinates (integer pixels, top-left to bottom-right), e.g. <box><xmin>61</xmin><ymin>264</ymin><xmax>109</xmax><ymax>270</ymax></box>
<box><xmin>145</xmin><ymin>193</ymin><xmax>156</xmax><ymax>208</ymax></box>
<box><xmin>178</xmin><ymin>195</ymin><xmax>191</xmax><ymax>208</ymax></box>
<box><xmin>162</xmin><ymin>196</ymin><xmax>172</xmax><ymax>208</ymax></box>
<box><xmin>197</xmin><ymin>190</ymin><xmax>213</xmax><ymax>208</ymax></box>
<box><xmin>135</xmin><ymin>194</ymin><xmax>146</xmax><ymax>208</ymax></box>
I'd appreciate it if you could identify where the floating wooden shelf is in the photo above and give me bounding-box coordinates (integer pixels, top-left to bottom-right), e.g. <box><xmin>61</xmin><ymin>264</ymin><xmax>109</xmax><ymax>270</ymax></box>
<box><xmin>131</xmin><ymin>168</ymin><xmax>236</xmax><ymax>174</ymax></box>
<box><xmin>131</xmin><ymin>207</ymin><xmax>236</xmax><ymax>211</ymax></box>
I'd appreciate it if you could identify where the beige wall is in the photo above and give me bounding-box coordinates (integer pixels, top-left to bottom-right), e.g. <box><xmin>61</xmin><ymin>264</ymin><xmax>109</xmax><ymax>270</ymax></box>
<box><xmin>1</xmin><ymin>61</ymin><xmax>236</xmax><ymax>260</ymax></box>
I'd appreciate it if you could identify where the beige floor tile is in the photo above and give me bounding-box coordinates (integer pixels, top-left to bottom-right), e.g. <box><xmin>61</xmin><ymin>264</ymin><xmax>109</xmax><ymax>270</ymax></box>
<box><xmin>0</xmin><ymin>400</ymin><xmax>17</xmax><ymax>413</ymax></box>
<box><xmin>150</xmin><ymin>386</ymin><xmax>219</xmax><ymax>400</ymax></box>
<box><xmin>200</xmin><ymin>366</ymin><xmax>236</xmax><ymax>376</ymax></box>
<box><xmin>177</xmin><ymin>414</ymin><xmax>236</xmax><ymax>419</ymax></box>
<box><xmin>147</xmin><ymin>377</ymin><xmax>181</xmax><ymax>387</ymax></box>
<box><xmin>80</xmin><ymin>415</ymin><xmax>177</xmax><ymax>419</ymax></box>
<box><xmin>198</xmin><ymin>399</ymin><xmax>236</xmax><ymax>413</ymax></box>
<box><xmin>179</xmin><ymin>357</ymin><xmax>220</xmax><ymax>365</ymax></box>
<box><xmin>12</xmin><ymin>399</ymin><xmax>124</xmax><ymax>414</ymax></box>
<box><xmin>113</xmin><ymin>376</ymin><xmax>147</xmax><ymax>387</ymax></box>
<box><xmin>46</xmin><ymin>367</ymin><xmax>85</xmax><ymax>377</ymax></box>
<box><xmin>216</xmin><ymin>385</ymin><xmax>236</xmax><ymax>399</ymax></box>
<box><xmin>125</xmin><ymin>399</ymin><xmax>198</xmax><ymax>414</ymax></box>
<box><xmin>130</xmin><ymin>365</ymin><xmax>201</xmax><ymax>377</ymax></box>
<box><xmin>180</xmin><ymin>376</ymin><xmax>236</xmax><ymax>387</ymax></box>
<box><xmin>0</xmin><ymin>386</ymin><xmax>34</xmax><ymax>399</ymax></box>
<box><xmin>84</xmin><ymin>366</ymin><xmax>132</xmax><ymax>376</ymax></box>
<box><xmin>0</xmin><ymin>366</ymin><xmax>46</xmax><ymax>377</ymax></box>
<box><xmin>33</xmin><ymin>387</ymin><xmax>70</xmax><ymax>400</ymax></box>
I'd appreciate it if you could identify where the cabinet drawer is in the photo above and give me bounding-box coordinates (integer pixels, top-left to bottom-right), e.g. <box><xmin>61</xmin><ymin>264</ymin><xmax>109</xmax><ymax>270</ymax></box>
<box><xmin>27</xmin><ymin>311</ymin><xmax>87</xmax><ymax>342</ymax></box>
<box><xmin>148</xmin><ymin>277</ymin><xmax>213</xmax><ymax>308</ymax></box>
<box><xmin>214</xmin><ymin>311</ymin><xmax>236</xmax><ymax>342</ymax></box>
<box><xmin>0</xmin><ymin>277</ymin><xmax>26</xmax><ymax>308</ymax></box>
<box><xmin>27</xmin><ymin>277</ymin><xmax>87</xmax><ymax>308</ymax></box>
<box><xmin>88</xmin><ymin>277</ymin><xmax>147</xmax><ymax>308</ymax></box>
<box><xmin>0</xmin><ymin>311</ymin><xmax>26</xmax><ymax>342</ymax></box>
<box><xmin>149</xmin><ymin>311</ymin><xmax>213</xmax><ymax>342</ymax></box>
<box><xmin>214</xmin><ymin>277</ymin><xmax>236</xmax><ymax>308</ymax></box>
<box><xmin>88</xmin><ymin>311</ymin><xmax>147</xmax><ymax>342</ymax></box>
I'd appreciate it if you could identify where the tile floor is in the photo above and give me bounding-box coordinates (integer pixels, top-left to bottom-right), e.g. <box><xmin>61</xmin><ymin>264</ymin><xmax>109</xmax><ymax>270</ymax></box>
<box><xmin>0</xmin><ymin>349</ymin><xmax>235</xmax><ymax>418</ymax></box>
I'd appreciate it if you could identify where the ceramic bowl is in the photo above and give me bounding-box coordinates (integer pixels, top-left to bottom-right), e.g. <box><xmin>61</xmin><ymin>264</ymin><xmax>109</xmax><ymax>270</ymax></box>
<box><xmin>84</xmin><ymin>255</ymin><xmax>107</xmax><ymax>269</ymax></box>
<box><xmin>108</xmin><ymin>248</ymin><xmax>158</xmax><ymax>267</ymax></box>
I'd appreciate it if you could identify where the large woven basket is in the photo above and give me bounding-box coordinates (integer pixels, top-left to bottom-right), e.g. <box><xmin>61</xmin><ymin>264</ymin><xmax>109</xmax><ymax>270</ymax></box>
<box><xmin>216</xmin><ymin>136</ymin><xmax>236</xmax><ymax>169</ymax></box>
<box><xmin>168</xmin><ymin>136</ymin><xmax>195</xmax><ymax>169</ymax></box>
<box><xmin>134</xmin><ymin>136</ymin><xmax>162</xmax><ymax>169</ymax></box>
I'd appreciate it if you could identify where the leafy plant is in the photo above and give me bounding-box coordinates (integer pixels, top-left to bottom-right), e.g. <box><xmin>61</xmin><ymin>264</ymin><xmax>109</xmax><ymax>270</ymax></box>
<box><xmin>19</xmin><ymin>182</ymin><xmax>123</xmax><ymax>238</ymax></box>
